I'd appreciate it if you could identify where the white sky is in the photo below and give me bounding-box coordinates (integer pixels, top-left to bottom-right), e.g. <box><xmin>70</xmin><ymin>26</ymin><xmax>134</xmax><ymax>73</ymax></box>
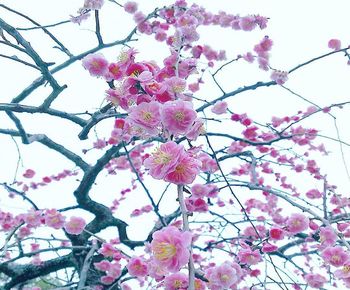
<box><xmin>0</xmin><ymin>0</ymin><xmax>350</xmax><ymax>288</ymax></box>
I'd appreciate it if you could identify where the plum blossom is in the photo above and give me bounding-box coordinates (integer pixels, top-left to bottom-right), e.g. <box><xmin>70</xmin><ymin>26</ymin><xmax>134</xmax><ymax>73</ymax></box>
<box><xmin>322</xmin><ymin>246</ymin><xmax>350</xmax><ymax>267</ymax></box>
<box><xmin>124</xmin><ymin>1</ymin><xmax>138</xmax><ymax>14</ymax></box>
<box><xmin>127</xmin><ymin>101</ymin><xmax>161</xmax><ymax>136</ymax></box>
<box><xmin>335</xmin><ymin>260</ymin><xmax>350</xmax><ymax>279</ymax></box>
<box><xmin>64</xmin><ymin>216</ymin><xmax>86</xmax><ymax>235</ymax></box>
<box><xmin>44</xmin><ymin>209</ymin><xmax>65</xmax><ymax>230</ymax></box>
<box><xmin>237</xmin><ymin>248</ymin><xmax>262</xmax><ymax>265</ymax></box>
<box><xmin>164</xmin><ymin>272</ymin><xmax>188</xmax><ymax>290</ymax></box>
<box><xmin>205</xmin><ymin>261</ymin><xmax>242</xmax><ymax>289</ymax></box>
<box><xmin>304</xmin><ymin>273</ymin><xmax>327</xmax><ymax>288</ymax></box>
<box><xmin>82</xmin><ymin>53</ymin><xmax>109</xmax><ymax>77</ymax></box>
<box><xmin>151</xmin><ymin>226</ymin><xmax>192</xmax><ymax>272</ymax></box>
<box><xmin>270</xmin><ymin>70</ymin><xmax>288</xmax><ymax>85</ymax></box>
<box><xmin>23</xmin><ymin>169</ymin><xmax>35</xmax><ymax>178</ymax></box>
<box><xmin>164</xmin><ymin>154</ymin><xmax>201</xmax><ymax>185</ymax></box>
<box><xmin>211</xmin><ymin>101</ymin><xmax>228</xmax><ymax>115</ymax></box>
<box><xmin>127</xmin><ymin>256</ymin><xmax>148</xmax><ymax>277</ymax></box>
<box><xmin>84</xmin><ymin>0</ymin><xmax>104</xmax><ymax>10</ymax></box>
<box><xmin>269</xmin><ymin>227</ymin><xmax>285</xmax><ymax>241</ymax></box>
<box><xmin>328</xmin><ymin>39</ymin><xmax>341</xmax><ymax>50</ymax></box>
<box><xmin>144</xmin><ymin>141</ymin><xmax>185</xmax><ymax>180</ymax></box>
<box><xmin>286</xmin><ymin>213</ymin><xmax>309</xmax><ymax>234</ymax></box>
<box><xmin>160</xmin><ymin>100</ymin><xmax>197</xmax><ymax>136</ymax></box>
<box><xmin>319</xmin><ymin>226</ymin><xmax>337</xmax><ymax>247</ymax></box>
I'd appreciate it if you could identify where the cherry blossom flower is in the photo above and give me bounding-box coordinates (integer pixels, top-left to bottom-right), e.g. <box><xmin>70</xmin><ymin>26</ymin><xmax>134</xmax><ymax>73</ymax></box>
<box><xmin>305</xmin><ymin>189</ymin><xmax>322</xmax><ymax>199</ymax></box>
<box><xmin>124</xmin><ymin>1</ymin><xmax>138</xmax><ymax>14</ymax></box>
<box><xmin>161</xmin><ymin>100</ymin><xmax>197</xmax><ymax>136</ymax></box>
<box><xmin>237</xmin><ymin>248</ymin><xmax>262</xmax><ymax>265</ymax></box>
<box><xmin>127</xmin><ymin>256</ymin><xmax>148</xmax><ymax>277</ymax></box>
<box><xmin>270</xmin><ymin>70</ymin><xmax>288</xmax><ymax>85</ymax></box>
<box><xmin>164</xmin><ymin>272</ymin><xmax>188</xmax><ymax>290</ymax></box>
<box><xmin>23</xmin><ymin>169</ymin><xmax>35</xmax><ymax>178</ymax></box>
<box><xmin>319</xmin><ymin>226</ymin><xmax>337</xmax><ymax>247</ymax></box>
<box><xmin>84</xmin><ymin>0</ymin><xmax>104</xmax><ymax>10</ymax></box>
<box><xmin>334</xmin><ymin>260</ymin><xmax>350</xmax><ymax>279</ymax></box>
<box><xmin>269</xmin><ymin>227</ymin><xmax>285</xmax><ymax>241</ymax></box>
<box><xmin>304</xmin><ymin>273</ymin><xmax>327</xmax><ymax>288</ymax></box>
<box><xmin>328</xmin><ymin>39</ymin><xmax>341</xmax><ymax>50</ymax></box>
<box><xmin>205</xmin><ymin>261</ymin><xmax>242</xmax><ymax>289</ymax></box>
<box><xmin>82</xmin><ymin>53</ymin><xmax>109</xmax><ymax>77</ymax></box>
<box><xmin>286</xmin><ymin>213</ymin><xmax>309</xmax><ymax>234</ymax></box>
<box><xmin>211</xmin><ymin>101</ymin><xmax>228</xmax><ymax>115</ymax></box>
<box><xmin>144</xmin><ymin>141</ymin><xmax>185</xmax><ymax>179</ymax></box>
<box><xmin>128</xmin><ymin>101</ymin><xmax>161</xmax><ymax>136</ymax></box>
<box><xmin>64</xmin><ymin>216</ymin><xmax>86</xmax><ymax>235</ymax></box>
<box><xmin>164</xmin><ymin>154</ymin><xmax>201</xmax><ymax>185</ymax></box>
<box><xmin>94</xmin><ymin>260</ymin><xmax>111</xmax><ymax>272</ymax></box>
<box><xmin>44</xmin><ymin>209</ymin><xmax>65</xmax><ymax>230</ymax></box>
<box><xmin>322</xmin><ymin>246</ymin><xmax>350</xmax><ymax>267</ymax></box>
<box><xmin>151</xmin><ymin>226</ymin><xmax>192</xmax><ymax>272</ymax></box>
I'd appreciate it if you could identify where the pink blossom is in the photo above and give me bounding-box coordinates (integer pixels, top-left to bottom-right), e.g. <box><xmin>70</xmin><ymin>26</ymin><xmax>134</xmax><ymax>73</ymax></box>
<box><xmin>164</xmin><ymin>154</ymin><xmax>201</xmax><ymax>185</ymax></box>
<box><xmin>239</xmin><ymin>16</ymin><xmax>257</xmax><ymax>31</ymax></box>
<box><xmin>319</xmin><ymin>226</ymin><xmax>337</xmax><ymax>247</ymax></box>
<box><xmin>84</xmin><ymin>0</ymin><xmax>104</xmax><ymax>10</ymax></box>
<box><xmin>161</xmin><ymin>100</ymin><xmax>197</xmax><ymax>136</ymax></box>
<box><xmin>23</xmin><ymin>169</ymin><xmax>35</xmax><ymax>178</ymax></box>
<box><xmin>304</xmin><ymin>273</ymin><xmax>327</xmax><ymax>288</ymax></box>
<box><xmin>269</xmin><ymin>227</ymin><xmax>285</xmax><ymax>241</ymax></box>
<box><xmin>198</xmin><ymin>153</ymin><xmax>218</xmax><ymax>173</ymax></box>
<box><xmin>262</xmin><ymin>243</ymin><xmax>278</xmax><ymax>253</ymax></box>
<box><xmin>322</xmin><ymin>246</ymin><xmax>350</xmax><ymax>267</ymax></box>
<box><xmin>334</xmin><ymin>260</ymin><xmax>350</xmax><ymax>279</ymax></box>
<box><xmin>270</xmin><ymin>70</ymin><xmax>288</xmax><ymax>85</ymax></box>
<box><xmin>124</xmin><ymin>1</ymin><xmax>138</xmax><ymax>14</ymax></box>
<box><xmin>82</xmin><ymin>53</ymin><xmax>109</xmax><ymax>77</ymax></box>
<box><xmin>99</xmin><ymin>243</ymin><xmax>119</xmax><ymax>258</ymax></box>
<box><xmin>101</xmin><ymin>275</ymin><xmax>115</xmax><ymax>285</ymax></box>
<box><xmin>191</xmin><ymin>183</ymin><xmax>218</xmax><ymax>198</ymax></box>
<box><xmin>205</xmin><ymin>261</ymin><xmax>242</xmax><ymax>289</ymax></box>
<box><xmin>286</xmin><ymin>213</ymin><xmax>309</xmax><ymax>234</ymax></box>
<box><xmin>151</xmin><ymin>226</ymin><xmax>192</xmax><ymax>272</ymax></box>
<box><xmin>128</xmin><ymin>101</ymin><xmax>161</xmax><ymax>135</ymax></box>
<box><xmin>64</xmin><ymin>216</ymin><xmax>86</xmax><ymax>235</ymax></box>
<box><xmin>44</xmin><ymin>209</ymin><xmax>65</xmax><ymax>229</ymax></box>
<box><xmin>237</xmin><ymin>248</ymin><xmax>262</xmax><ymax>265</ymax></box>
<box><xmin>211</xmin><ymin>101</ymin><xmax>228</xmax><ymax>115</ymax></box>
<box><xmin>144</xmin><ymin>141</ymin><xmax>185</xmax><ymax>180</ymax></box>
<box><xmin>148</xmin><ymin>258</ymin><xmax>169</xmax><ymax>281</ymax></box>
<box><xmin>328</xmin><ymin>39</ymin><xmax>341</xmax><ymax>50</ymax></box>
<box><xmin>306</xmin><ymin>189</ymin><xmax>322</xmax><ymax>199</ymax></box>
<box><xmin>185</xmin><ymin>197</ymin><xmax>208</xmax><ymax>212</ymax></box>
<box><xmin>164</xmin><ymin>272</ymin><xmax>188</xmax><ymax>290</ymax></box>
<box><xmin>24</xmin><ymin>210</ymin><xmax>42</xmax><ymax>228</ymax></box>
<box><xmin>127</xmin><ymin>256</ymin><xmax>148</xmax><ymax>277</ymax></box>
<box><xmin>94</xmin><ymin>260</ymin><xmax>111</xmax><ymax>272</ymax></box>
<box><xmin>185</xmin><ymin>118</ymin><xmax>205</xmax><ymax>141</ymax></box>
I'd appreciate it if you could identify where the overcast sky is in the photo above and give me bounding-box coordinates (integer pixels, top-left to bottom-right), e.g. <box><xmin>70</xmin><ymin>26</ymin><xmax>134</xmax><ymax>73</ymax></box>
<box><xmin>0</xmin><ymin>2</ymin><xmax>350</xmax><ymax>287</ymax></box>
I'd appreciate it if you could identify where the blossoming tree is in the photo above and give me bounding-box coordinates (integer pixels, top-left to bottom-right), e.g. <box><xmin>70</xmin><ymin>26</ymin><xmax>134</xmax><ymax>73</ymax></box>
<box><xmin>1</xmin><ymin>0</ymin><xmax>350</xmax><ymax>289</ymax></box>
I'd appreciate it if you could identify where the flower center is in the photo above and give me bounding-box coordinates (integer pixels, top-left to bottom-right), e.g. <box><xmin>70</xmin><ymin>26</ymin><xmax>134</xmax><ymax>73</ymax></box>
<box><xmin>174</xmin><ymin>280</ymin><xmax>182</xmax><ymax>288</ymax></box>
<box><xmin>175</xmin><ymin>164</ymin><xmax>185</xmax><ymax>174</ymax></box>
<box><xmin>154</xmin><ymin>150</ymin><xmax>172</xmax><ymax>165</ymax></box>
<box><xmin>174</xmin><ymin>111</ymin><xmax>185</xmax><ymax>121</ymax></box>
<box><xmin>221</xmin><ymin>274</ymin><xmax>230</xmax><ymax>282</ymax></box>
<box><xmin>142</xmin><ymin>111</ymin><xmax>153</xmax><ymax>121</ymax></box>
<box><xmin>153</xmin><ymin>242</ymin><xmax>176</xmax><ymax>260</ymax></box>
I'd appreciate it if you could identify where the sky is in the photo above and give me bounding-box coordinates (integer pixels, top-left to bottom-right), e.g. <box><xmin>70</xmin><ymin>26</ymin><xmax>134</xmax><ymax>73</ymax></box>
<box><xmin>0</xmin><ymin>0</ymin><xmax>350</xmax><ymax>288</ymax></box>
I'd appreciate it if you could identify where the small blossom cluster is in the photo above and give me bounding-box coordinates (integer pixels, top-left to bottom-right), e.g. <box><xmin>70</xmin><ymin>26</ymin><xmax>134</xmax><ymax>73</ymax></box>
<box><xmin>15</xmin><ymin>168</ymin><xmax>78</xmax><ymax>193</ymax></box>
<box><xmin>144</xmin><ymin>141</ymin><xmax>201</xmax><ymax>185</ymax></box>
